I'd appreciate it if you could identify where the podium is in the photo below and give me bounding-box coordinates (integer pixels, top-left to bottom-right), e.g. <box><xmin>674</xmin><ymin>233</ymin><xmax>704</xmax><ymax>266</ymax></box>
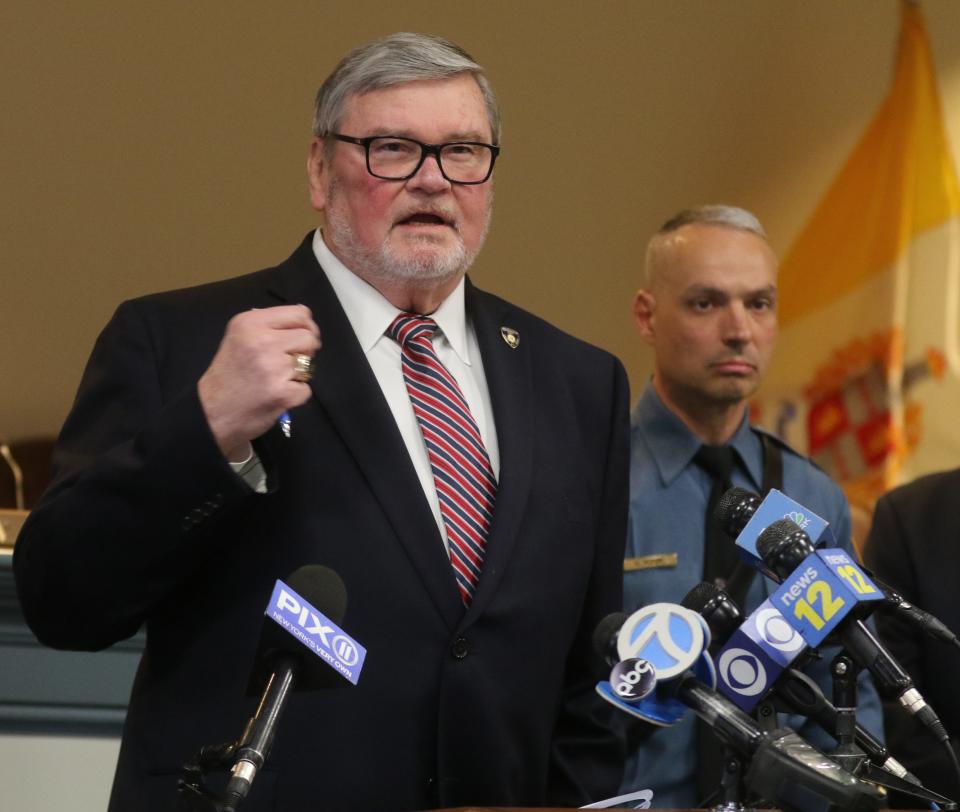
<box><xmin>0</xmin><ymin>508</ymin><xmax>27</xmax><ymax>549</ymax></box>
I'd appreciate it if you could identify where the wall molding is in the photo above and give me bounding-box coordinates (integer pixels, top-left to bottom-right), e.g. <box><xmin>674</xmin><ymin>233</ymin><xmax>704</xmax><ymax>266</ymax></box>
<box><xmin>0</xmin><ymin>557</ymin><xmax>141</xmax><ymax>736</ymax></box>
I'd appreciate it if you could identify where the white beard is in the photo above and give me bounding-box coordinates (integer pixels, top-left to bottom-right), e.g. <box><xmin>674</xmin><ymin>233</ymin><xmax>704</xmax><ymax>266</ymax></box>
<box><xmin>323</xmin><ymin>179</ymin><xmax>490</xmax><ymax>289</ymax></box>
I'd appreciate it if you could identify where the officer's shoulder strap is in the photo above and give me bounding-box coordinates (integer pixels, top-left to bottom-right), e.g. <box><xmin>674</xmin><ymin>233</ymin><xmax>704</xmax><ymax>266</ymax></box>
<box><xmin>751</xmin><ymin>426</ymin><xmax>786</xmax><ymax>494</ymax></box>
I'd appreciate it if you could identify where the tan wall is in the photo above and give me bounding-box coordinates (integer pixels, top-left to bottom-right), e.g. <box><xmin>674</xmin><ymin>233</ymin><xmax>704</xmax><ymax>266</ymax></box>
<box><xmin>4</xmin><ymin>0</ymin><xmax>960</xmax><ymax>441</ymax></box>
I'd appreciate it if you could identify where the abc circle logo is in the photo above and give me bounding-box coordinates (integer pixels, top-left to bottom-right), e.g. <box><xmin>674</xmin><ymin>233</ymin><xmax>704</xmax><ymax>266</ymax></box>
<box><xmin>755</xmin><ymin>607</ymin><xmax>804</xmax><ymax>654</ymax></box>
<box><xmin>717</xmin><ymin>648</ymin><xmax>768</xmax><ymax>697</ymax></box>
<box><xmin>610</xmin><ymin>658</ymin><xmax>657</xmax><ymax>703</ymax></box>
<box><xmin>332</xmin><ymin>634</ymin><xmax>360</xmax><ymax>667</ymax></box>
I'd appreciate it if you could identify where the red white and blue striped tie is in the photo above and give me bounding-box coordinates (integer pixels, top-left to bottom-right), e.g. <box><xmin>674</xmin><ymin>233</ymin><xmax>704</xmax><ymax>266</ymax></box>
<box><xmin>389</xmin><ymin>314</ymin><xmax>497</xmax><ymax>606</ymax></box>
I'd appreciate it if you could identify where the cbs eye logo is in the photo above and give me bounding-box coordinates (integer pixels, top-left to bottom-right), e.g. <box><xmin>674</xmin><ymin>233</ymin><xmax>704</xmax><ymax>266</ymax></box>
<box><xmin>717</xmin><ymin>649</ymin><xmax>767</xmax><ymax>697</ymax></box>
<box><xmin>755</xmin><ymin>607</ymin><xmax>804</xmax><ymax>654</ymax></box>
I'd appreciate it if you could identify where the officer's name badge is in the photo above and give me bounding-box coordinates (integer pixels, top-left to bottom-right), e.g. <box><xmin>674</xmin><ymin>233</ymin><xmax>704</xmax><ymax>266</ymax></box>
<box><xmin>624</xmin><ymin>553</ymin><xmax>679</xmax><ymax>571</ymax></box>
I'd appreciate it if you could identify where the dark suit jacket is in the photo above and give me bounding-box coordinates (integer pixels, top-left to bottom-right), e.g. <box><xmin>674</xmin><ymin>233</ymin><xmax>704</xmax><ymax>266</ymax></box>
<box><xmin>14</xmin><ymin>234</ymin><xmax>629</xmax><ymax>811</ymax></box>
<box><xmin>863</xmin><ymin>468</ymin><xmax>960</xmax><ymax>806</ymax></box>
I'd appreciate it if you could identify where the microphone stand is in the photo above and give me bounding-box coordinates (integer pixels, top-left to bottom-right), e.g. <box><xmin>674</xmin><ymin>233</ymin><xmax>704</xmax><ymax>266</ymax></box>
<box><xmin>177</xmin><ymin>742</ymin><xmax>239</xmax><ymax>811</ymax></box>
<box><xmin>177</xmin><ymin>656</ymin><xmax>299</xmax><ymax>811</ymax></box>
<box><xmin>828</xmin><ymin>654</ymin><xmax>868</xmax><ymax>778</ymax></box>
<box><xmin>828</xmin><ymin>652</ymin><xmax>958</xmax><ymax>809</ymax></box>
<box><xmin>712</xmin><ymin>747</ymin><xmax>753</xmax><ymax>812</ymax></box>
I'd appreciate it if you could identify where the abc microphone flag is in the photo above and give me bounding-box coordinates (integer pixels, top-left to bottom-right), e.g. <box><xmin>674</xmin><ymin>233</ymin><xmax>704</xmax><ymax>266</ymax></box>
<box><xmin>595</xmin><ymin>602</ymin><xmax>716</xmax><ymax>726</ymax></box>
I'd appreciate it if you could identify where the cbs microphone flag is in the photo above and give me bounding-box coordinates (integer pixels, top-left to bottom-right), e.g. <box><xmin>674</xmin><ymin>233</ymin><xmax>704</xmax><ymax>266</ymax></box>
<box><xmin>757</xmin><ymin>1</ymin><xmax>960</xmax><ymax>529</ymax></box>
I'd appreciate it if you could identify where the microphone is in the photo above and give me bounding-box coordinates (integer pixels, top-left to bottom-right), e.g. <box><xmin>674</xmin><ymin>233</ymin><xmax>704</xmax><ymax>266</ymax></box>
<box><xmin>719</xmin><ymin>488</ymin><xmax>959</xmax><ymax>646</ymax></box>
<box><xmin>667</xmin><ymin>679</ymin><xmax>883</xmax><ymax>811</ymax></box>
<box><xmin>756</xmin><ymin>520</ymin><xmax>950</xmax><ymax>745</ymax></box>
<box><xmin>224</xmin><ymin>566</ymin><xmax>349</xmax><ymax>811</ymax></box>
<box><xmin>685</xmin><ymin>582</ymin><xmax>917</xmax><ymax>782</ymax></box>
<box><xmin>593</xmin><ymin>604</ymin><xmax>709</xmax><ymax>727</ymax></box>
<box><xmin>857</xmin><ymin>567</ymin><xmax>960</xmax><ymax>646</ymax></box>
<box><xmin>591</xmin><ymin>603</ymin><xmax>776</xmax><ymax>753</ymax></box>
<box><xmin>592</xmin><ymin>611</ymin><xmax>627</xmax><ymax>666</ymax></box>
<box><xmin>716</xmin><ymin>486</ymin><xmax>762</xmax><ymax>537</ymax></box>
<box><xmin>681</xmin><ymin>581</ymin><xmax>742</xmax><ymax>653</ymax></box>
<box><xmin>716</xmin><ymin>487</ymin><xmax>836</xmax><ymax>578</ymax></box>
<box><xmin>593</xmin><ymin>603</ymin><xmax>884</xmax><ymax>810</ymax></box>
<box><xmin>775</xmin><ymin>667</ymin><xmax>917</xmax><ymax>783</ymax></box>
<box><xmin>685</xmin><ymin>582</ymin><xmax>809</xmax><ymax>712</ymax></box>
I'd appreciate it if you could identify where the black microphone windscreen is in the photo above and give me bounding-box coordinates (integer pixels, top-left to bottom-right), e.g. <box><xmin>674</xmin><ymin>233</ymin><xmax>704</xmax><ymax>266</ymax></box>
<box><xmin>681</xmin><ymin>581</ymin><xmax>723</xmax><ymax>612</ymax></box>
<box><xmin>715</xmin><ymin>486</ymin><xmax>762</xmax><ymax>537</ymax></box>
<box><xmin>682</xmin><ymin>581</ymin><xmax>743</xmax><ymax>648</ymax></box>
<box><xmin>593</xmin><ymin>612</ymin><xmax>628</xmax><ymax>663</ymax></box>
<box><xmin>756</xmin><ymin>519</ymin><xmax>814</xmax><ymax>580</ymax></box>
<box><xmin>285</xmin><ymin>564</ymin><xmax>347</xmax><ymax>625</ymax></box>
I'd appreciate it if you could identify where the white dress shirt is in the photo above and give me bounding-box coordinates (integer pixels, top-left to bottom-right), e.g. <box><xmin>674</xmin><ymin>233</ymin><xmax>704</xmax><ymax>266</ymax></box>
<box><xmin>312</xmin><ymin>230</ymin><xmax>500</xmax><ymax>552</ymax></box>
<box><xmin>232</xmin><ymin>231</ymin><xmax>501</xmax><ymax>552</ymax></box>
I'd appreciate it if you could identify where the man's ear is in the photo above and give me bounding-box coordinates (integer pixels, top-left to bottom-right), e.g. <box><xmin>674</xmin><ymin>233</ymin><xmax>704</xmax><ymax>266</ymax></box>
<box><xmin>633</xmin><ymin>289</ymin><xmax>657</xmax><ymax>344</ymax></box>
<box><xmin>307</xmin><ymin>138</ymin><xmax>328</xmax><ymax>212</ymax></box>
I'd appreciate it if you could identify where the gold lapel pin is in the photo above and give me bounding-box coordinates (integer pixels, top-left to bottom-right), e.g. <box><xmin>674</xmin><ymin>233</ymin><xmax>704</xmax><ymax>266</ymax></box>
<box><xmin>500</xmin><ymin>326</ymin><xmax>520</xmax><ymax>349</ymax></box>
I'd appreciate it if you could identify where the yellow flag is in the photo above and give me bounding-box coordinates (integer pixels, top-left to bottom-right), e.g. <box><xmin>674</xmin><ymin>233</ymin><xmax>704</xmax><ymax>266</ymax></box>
<box><xmin>759</xmin><ymin>1</ymin><xmax>960</xmax><ymax>520</ymax></box>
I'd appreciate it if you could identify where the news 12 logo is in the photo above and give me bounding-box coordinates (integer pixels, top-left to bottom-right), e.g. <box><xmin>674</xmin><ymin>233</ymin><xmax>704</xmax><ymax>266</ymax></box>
<box><xmin>266</xmin><ymin>580</ymin><xmax>367</xmax><ymax>685</ymax></box>
<box><xmin>772</xmin><ymin>549</ymin><xmax>884</xmax><ymax>647</ymax></box>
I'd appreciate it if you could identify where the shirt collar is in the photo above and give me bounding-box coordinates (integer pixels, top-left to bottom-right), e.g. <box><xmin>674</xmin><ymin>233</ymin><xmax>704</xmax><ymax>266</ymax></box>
<box><xmin>632</xmin><ymin>383</ymin><xmax>763</xmax><ymax>489</ymax></box>
<box><xmin>312</xmin><ymin>229</ymin><xmax>471</xmax><ymax>363</ymax></box>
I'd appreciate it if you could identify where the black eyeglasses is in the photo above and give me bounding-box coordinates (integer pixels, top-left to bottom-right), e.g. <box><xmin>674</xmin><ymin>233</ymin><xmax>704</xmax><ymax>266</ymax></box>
<box><xmin>328</xmin><ymin>133</ymin><xmax>500</xmax><ymax>185</ymax></box>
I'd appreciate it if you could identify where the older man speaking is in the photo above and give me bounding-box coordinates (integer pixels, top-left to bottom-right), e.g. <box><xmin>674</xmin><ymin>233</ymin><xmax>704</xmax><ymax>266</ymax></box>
<box><xmin>15</xmin><ymin>33</ymin><xmax>628</xmax><ymax>812</ymax></box>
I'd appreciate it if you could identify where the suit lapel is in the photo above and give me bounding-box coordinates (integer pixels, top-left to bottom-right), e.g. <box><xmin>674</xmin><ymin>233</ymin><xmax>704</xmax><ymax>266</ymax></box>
<box><xmin>265</xmin><ymin>238</ymin><xmax>464</xmax><ymax>629</ymax></box>
<box><xmin>460</xmin><ymin>283</ymin><xmax>534</xmax><ymax>624</ymax></box>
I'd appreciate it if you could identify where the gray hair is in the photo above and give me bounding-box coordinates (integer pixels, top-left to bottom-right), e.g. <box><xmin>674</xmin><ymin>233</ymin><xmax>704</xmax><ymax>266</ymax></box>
<box><xmin>657</xmin><ymin>204</ymin><xmax>766</xmax><ymax>239</ymax></box>
<box><xmin>645</xmin><ymin>204</ymin><xmax>770</xmax><ymax>287</ymax></box>
<box><xmin>313</xmin><ymin>32</ymin><xmax>501</xmax><ymax>147</ymax></box>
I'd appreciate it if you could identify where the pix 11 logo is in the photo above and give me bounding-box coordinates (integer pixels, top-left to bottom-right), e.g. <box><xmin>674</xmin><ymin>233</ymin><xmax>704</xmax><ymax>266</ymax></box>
<box><xmin>266</xmin><ymin>580</ymin><xmax>367</xmax><ymax>685</ymax></box>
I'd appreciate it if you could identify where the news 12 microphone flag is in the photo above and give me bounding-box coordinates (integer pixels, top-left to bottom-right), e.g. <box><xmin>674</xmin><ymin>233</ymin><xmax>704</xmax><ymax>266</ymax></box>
<box><xmin>756</xmin><ymin>1</ymin><xmax>960</xmax><ymax>530</ymax></box>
